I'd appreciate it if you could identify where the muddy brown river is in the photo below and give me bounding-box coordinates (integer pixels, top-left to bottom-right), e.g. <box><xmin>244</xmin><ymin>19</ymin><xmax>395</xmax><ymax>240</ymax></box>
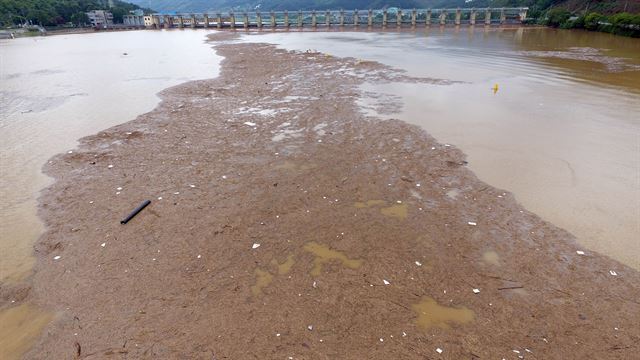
<box><xmin>0</xmin><ymin>27</ymin><xmax>638</xmax><ymax>359</ymax></box>
<box><xmin>240</xmin><ymin>28</ymin><xmax>640</xmax><ymax>270</ymax></box>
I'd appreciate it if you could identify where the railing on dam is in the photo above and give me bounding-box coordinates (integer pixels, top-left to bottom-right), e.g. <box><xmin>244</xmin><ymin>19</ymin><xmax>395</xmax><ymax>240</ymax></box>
<box><xmin>147</xmin><ymin>8</ymin><xmax>529</xmax><ymax>29</ymax></box>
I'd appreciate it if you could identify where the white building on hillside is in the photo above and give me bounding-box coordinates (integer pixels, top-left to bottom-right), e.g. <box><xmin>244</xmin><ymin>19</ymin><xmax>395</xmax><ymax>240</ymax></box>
<box><xmin>86</xmin><ymin>10</ymin><xmax>113</xmax><ymax>28</ymax></box>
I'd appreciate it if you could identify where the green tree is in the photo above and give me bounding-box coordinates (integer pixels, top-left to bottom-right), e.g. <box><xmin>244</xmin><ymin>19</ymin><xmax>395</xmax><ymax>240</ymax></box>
<box><xmin>0</xmin><ymin>0</ymin><xmax>153</xmax><ymax>26</ymax></box>
<box><xmin>27</xmin><ymin>9</ymin><xmax>54</xmax><ymax>25</ymax></box>
<box><xmin>584</xmin><ymin>12</ymin><xmax>604</xmax><ymax>30</ymax></box>
<box><xmin>546</xmin><ymin>8</ymin><xmax>571</xmax><ymax>27</ymax></box>
<box><xmin>70</xmin><ymin>11</ymin><xmax>89</xmax><ymax>25</ymax></box>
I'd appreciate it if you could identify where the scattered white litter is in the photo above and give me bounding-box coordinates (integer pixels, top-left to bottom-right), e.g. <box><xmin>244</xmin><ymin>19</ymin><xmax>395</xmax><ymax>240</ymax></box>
<box><xmin>89</xmin><ymin>201</ymin><xmax>94</xmax><ymax>204</ymax></box>
<box><xmin>431</xmin><ymin>147</ymin><xmax>436</xmax><ymax>150</ymax></box>
<box><xmin>222</xmin><ymin>175</ymin><xmax>227</xmax><ymax>179</ymax></box>
<box><xmin>68</xmin><ymin>150</ymin><xmax>73</xmax><ymax>154</ymax></box>
<box><xmin>416</xmin><ymin>183</ymin><xmax>421</xmax><ymax>187</ymax></box>
<box><xmin>525</xmin><ymin>349</ymin><xmax>532</xmax><ymax>353</ymax></box>
<box><xmin>415</xmin><ymin>261</ymin><xmax>422</xmax><ymax>266</ymax></box>
<box><xmin>576</xmin><ymin>250</ymin><xmax>585</xmax><ymax>255</ymax></box>
<box><xmin>312</xmin><ymin>281</ymin><xmax>317</xmax><ymax>288</ymax></box>
<box><xmin>252</xmin><ymin>243</ymin><xmax>261</xmax><ymax>249</ymax></box>
<box><xmin>243</xmin><ymin>121</ymin><xmax>257</xmax><ymax>126</ymax></box>
<box><xmin>513</xmin><ymin>350</ymin><xmax>520</xmax><ymax>354</ymax></box>
<box><xmin>197</xmin><ymin>255</ymin><xmax>201</xmax><ymax>259</ymax></box>
<box><xmin>444</xmin><ymin>144</ymin><xmax>451</xmax><ymax>147</ymax></box>
<box><xmin>383</xmin><ymin>279</ymin><xmax>390</xmax><ymax>285</ymax></box>
<box><xmin>108</xmin><ymin>164</ymin><xmax>114</xmax><ymax>168</ymax></box>
<box><xmin>53</xmin><ymin>255</ymin><xmax>61</xmax><ymax>260</ymax></box>
<box><xmin>157</xmin><ymin>197</ymin><xmax>162</xmax><ymax>200</ymax></box>
<box><xmin>396</xmin><ymin>200</ymin><xmax>402</xmax><ymax>204</ymax></box>
<box><xmin>101</xmin><ymin>243</ymin><xmax>106</xmax><ymax>247</ymax></box>
<box><xmin>173</xmin><ymin>192</ymin><xmax>180</xmax><ymax>195</ymax></box>
<box><xmin>609</xmin><ymin>270</ymin><xmax>618</xmax><ymax>276</ymax></box>
<box><xmin>468</xmin><ymin>221</ymin><xmax>477</xmax><ymax>226</ymax></box>
<box><xmin>317</xmin><ymin>139</ymin><xmax>322</xmax><ymax>143</ymax></box>
<box><xmin>116</xmin><ymin>187</ymin><xmax>123</xmax><ymax>191</ymax></box>
<box><xmin>379</xmin><ymin>338</ymin><xmax>384</xmax><ymax>342</ymax></box>
<box><xmin>402</xmin><ymin>332</ymin><xmax>407</xmax><ymax>337</ymax></box>
<box><xmin>436</xmin><ymin>348</ymin><xmax>443</xmax><ymax>354</ymax></box>
<box><xmin>307</xmin><ymin>325</ymin><xmax>313</xmax><ymax>331</ymax></box>
<box><xmin>189</xmin><ymin>184</ymin><xmax>195</xmax><ymax>188</ymax></box>
<box><xmin>276</xmin><ymin>333</ymin><xmax>281</xmax><ymax>337</ymax></box>
<box><xmin>115</xmin><ymin>192</ymin><xmax>120</xmax><ymax>195</ymax></box>
<box><xmin>473</xmin><ymin>288</ymin><xmax>480</xmax><ymax>294</ymax></box>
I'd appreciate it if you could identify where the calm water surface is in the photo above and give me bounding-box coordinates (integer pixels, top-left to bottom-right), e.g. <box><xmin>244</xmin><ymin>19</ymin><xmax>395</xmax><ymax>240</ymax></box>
<box><xmin>243</xmin><ymin>28</ymin><xmax>640</xmax><ymax>269</ymax></box>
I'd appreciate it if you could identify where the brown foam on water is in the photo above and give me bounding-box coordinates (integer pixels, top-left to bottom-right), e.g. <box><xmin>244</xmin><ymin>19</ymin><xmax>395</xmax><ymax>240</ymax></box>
<box><xmin>304</xmin><ymin>241</ymin><xmax>363</xmax><ymax>276</ymax></box>
<box><xmin>274</xmin><ymin>161</ymin><xmax>316</xmax><ymax>171</ymax></box>
<box><xmin>0</xmin><ymin>304</ymin><xmax>53</xmax><ymax>360</ymax></box>
<box><xmin>412</xmin><ymin>297</ymin><xmax>475</xmax><ymax>329</ymax></box>
<box><xmin>273</xmin><ymin>254</ymin><xmax>295</xmax><ymax>275</ymax></box>
<box><xmin>380</xmin><ymin>203</ymin><xmax>408</xmax><ymax>219</ymax></box>
<box><xmin>354</xmin><ymin>199</ymin><xmax>387</xmax><ymax>208</ymax></box>
<box><xmin>482</xmin><ymin>250</ymin><xmax>500</xmax><ymax>266</ymax></box>
<box><xmin>354</xmin><ymin>200</ymin><xmax>408</xmax><ymax>219</ymax></box>
<box><xmin>273</xmin><ymin>161</ymin><xmax>297</xmax><ymax>170</ymax></box>
<box><xmin>446</xmin><ymin>189</ymin><xmax>461</xmax><ymax>199</ymax></box>
<box><xmin>251</xmin><ymin>268</ymin><xmax>274</xmax><ymax>296</ymax></box>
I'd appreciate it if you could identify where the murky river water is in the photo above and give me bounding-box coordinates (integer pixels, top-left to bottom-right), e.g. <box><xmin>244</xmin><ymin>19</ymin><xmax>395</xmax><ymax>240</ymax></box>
<box><xmin>0</xmin><ymin>28</ymin><xmax>638</xmax><ymax>358</ymax></box>
<box><xmin>241</xmin><ymin>28</ymin><xmax>640</xmax><ymax>270</ymax></box>
<box><xmin>0</xmin><ymin>30</ymin><xmax>220</xmax><ymax>360</ymax></box>
<box><xmin>0</xmin><ymin>30</ymin><xmax>221</xmax><ymax>284</ymax></box>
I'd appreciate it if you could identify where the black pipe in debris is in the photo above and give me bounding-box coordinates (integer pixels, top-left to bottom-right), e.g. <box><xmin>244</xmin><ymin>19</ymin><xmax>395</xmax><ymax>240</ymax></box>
<box><xmin>120</xmin><ymin>200</ymin><xmax>151</xmax><ymax>224</ymax></box>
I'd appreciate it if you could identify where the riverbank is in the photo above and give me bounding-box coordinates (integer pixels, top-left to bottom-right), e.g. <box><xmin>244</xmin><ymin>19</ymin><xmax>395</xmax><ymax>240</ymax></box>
<box><xmin>4</xmin><ymin>31</ymin><xmax>640</xmax><ymax>359</ymax></box>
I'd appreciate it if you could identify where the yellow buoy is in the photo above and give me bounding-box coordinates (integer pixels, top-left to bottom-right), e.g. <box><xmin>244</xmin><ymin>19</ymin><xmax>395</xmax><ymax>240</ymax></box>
<box><xmin>492</xmin><ymin>83</ymin><xmax>499</xmax><ymax>94</ymax></box>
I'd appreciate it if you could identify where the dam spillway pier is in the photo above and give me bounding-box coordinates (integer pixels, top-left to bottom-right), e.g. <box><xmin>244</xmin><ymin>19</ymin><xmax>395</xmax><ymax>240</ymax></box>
<box><xmin>133</xmin><ymin>8</ymin><xmax>529</xmax><ymax>29</ymax></box>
